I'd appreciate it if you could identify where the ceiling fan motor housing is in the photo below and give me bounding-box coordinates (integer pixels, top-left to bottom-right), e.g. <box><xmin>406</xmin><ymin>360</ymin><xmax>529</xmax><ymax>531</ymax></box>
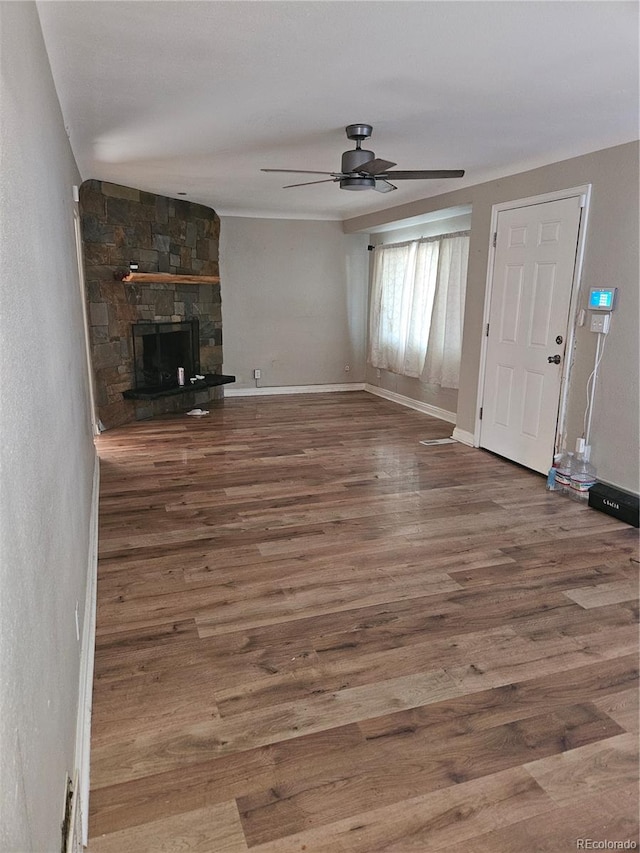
<box><xmin>341</xmin><ymin>147</ymin><xmax>375</xmax><ymax>174</ymax></box>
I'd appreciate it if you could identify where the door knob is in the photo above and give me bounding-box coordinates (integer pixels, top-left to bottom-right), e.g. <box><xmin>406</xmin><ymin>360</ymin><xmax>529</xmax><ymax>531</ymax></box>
<box><xmin>547</xmin><ymin>354</ymin><xmax>562</xmax><ymax>364</ymax></box>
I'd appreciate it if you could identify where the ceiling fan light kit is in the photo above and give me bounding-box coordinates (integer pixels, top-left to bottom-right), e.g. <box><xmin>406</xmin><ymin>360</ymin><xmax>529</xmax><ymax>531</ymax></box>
<box><xmin>262</xmin><ymin>123</ymin><xmax>465</xmax><ymax>193</ymax></box>
<box><xmin>340</xmin><ymin>177</ymin><xmax>376</xmax><ymax>191</ymax></box>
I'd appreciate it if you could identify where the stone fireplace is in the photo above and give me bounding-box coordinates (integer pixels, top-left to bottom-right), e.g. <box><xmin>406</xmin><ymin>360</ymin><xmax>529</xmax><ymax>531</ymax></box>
<box><xmin>80</xmin><ymin>180</ymin><xmax>229</xmax><ymax>428</ymax></box>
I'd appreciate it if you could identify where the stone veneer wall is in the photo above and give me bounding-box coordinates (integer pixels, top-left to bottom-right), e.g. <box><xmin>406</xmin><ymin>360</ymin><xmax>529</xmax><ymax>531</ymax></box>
<box><xmin>80</xmin><ymin>180</ymin><xmax>223</xmax><ymax>428</ymax></box>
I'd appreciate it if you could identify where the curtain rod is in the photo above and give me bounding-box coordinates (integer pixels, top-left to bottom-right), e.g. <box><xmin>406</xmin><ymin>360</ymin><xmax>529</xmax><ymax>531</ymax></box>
<box><xmin>368</xmin><ymin>230</ymin><xmax>470</xmax><ymax>251</ymax></box>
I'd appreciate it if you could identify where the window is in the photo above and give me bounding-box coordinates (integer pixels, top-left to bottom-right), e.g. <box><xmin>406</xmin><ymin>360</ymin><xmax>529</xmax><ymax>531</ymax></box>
<box><xmin>368</xmin><ymin>231</ymin><xmax>469</xmax><ymax>388</ymax></box>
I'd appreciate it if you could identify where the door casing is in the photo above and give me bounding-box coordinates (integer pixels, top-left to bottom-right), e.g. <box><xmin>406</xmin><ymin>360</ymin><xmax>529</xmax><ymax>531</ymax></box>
<box><xmin>474</xmin><ymin>185</ymin><xmax>592</xmax><ymax>457</ymax></box>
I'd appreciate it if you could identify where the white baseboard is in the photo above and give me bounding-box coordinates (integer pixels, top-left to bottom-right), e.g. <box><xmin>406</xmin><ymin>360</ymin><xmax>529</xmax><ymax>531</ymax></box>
<box><xmin>452</xmin><ymin>426</ymin><xmax>476</xmax><ymax>446</ymax></box>
<box><xmin>75</xmin><ymin>453</ymin><xmax>99</xmax><ymax>846</ymax></box>
<box><xmin>364</xmin><ymin>384</ymin><xmax>457</xmax><ymax>425</ymax></box>
<box><xmin>223</xmin><ymin>382</ymin><xmax>458</xmax><ymax>429</ymax></box>
<box><xmin>225</xmin><ymin>383</ymin><xmax>366</xmax><ymax>397</ymax></box>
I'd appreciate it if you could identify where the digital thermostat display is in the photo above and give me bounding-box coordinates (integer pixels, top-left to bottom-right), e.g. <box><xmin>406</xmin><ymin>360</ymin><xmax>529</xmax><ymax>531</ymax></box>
<box><xmin>588</xmin><ymin>287</ymin><xmax>617</xmax><ymax>310</ymax></box>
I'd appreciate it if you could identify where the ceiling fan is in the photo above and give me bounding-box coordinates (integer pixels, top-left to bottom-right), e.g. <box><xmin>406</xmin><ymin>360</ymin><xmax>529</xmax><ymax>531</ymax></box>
<box><xmin>261</xmin><ymin>123</ymin><xmax>465</xmax><ymax>193</ymax></box>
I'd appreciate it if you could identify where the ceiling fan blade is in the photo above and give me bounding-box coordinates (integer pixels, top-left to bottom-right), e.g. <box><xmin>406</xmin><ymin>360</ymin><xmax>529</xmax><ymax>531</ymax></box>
<box><xmin>385</xmin><ymin>170</ymin><xmax>465</xmax><ymax>180</ymax></box>
<box><xmin>374</xmin><ymin>180</ymin><xmax>397</xmax><ymax>193</ymax></box>
<box><xmin>261</xmin><ymin>168</ymin><xmax>336</xmax><ymax>176</ymax></box>
<box><xmin>282</xmin><ymin>178</ymin><xmax>339</xmax><ymax>188</ymax></box>
<box><xmin>356</xmin><ymin>158</ymin><xmax>397</xmax><ymax>176</ymax></box>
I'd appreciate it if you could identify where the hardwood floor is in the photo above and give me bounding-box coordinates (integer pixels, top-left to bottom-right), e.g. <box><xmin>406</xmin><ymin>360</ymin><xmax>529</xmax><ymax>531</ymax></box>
<box><xmin>88</xmin><ymin>392</ymin><xmax>639</xmax><ymax>852</ymax></box>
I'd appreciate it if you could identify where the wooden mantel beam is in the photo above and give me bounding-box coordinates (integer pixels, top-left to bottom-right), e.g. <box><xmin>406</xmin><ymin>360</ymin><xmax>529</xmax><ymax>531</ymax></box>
<box><xmin>114</xmin><ymin>271</ymin><xmax>220</xmax><ymax>284</ymax></box>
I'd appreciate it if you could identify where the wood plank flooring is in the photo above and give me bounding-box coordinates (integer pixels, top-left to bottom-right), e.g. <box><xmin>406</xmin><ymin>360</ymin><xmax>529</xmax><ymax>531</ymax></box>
<box><xmin>88</xmin><ymin>392</ymin><xmax>639</xmax><ymax>852</ymax></box>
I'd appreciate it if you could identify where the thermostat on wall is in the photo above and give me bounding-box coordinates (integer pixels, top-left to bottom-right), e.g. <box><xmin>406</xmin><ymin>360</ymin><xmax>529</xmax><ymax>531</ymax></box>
<box><xmin>588</xmin><ymin>286</ymin><xmax>617</xmax><ymax>310</ymax></box>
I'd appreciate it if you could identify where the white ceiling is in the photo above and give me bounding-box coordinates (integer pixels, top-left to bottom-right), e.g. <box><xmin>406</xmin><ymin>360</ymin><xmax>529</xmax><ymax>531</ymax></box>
<box><xmin>37</xmin><ymin>1</ymin><xmax>639</xmax><ymax>222</ymax></box>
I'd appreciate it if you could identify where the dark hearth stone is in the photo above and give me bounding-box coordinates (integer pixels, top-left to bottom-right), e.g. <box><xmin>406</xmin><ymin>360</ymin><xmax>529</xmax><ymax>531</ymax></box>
<box><xmin>90</xmin><ymin>326</ymin><xmax>109</xmax><ymax>345</ymax></box>
<box><xmin>200</xmin><ymin>260</ymin><xmax>218</xmax><ymax>277</ymax></box>
<box><xmin>168</xmin><ymin>219</ymin><xmax>187</xmax><ymax>243</ymax></box>
<box><xmin>153</xmin><ymin>291</ymin><xmax>174</xmax><ymax>316</ymax></box>
<box><xmin>133</xmin><ymin>222</ymin><xmax>153</xmax><ymax>249</ymax></box>
<box><xmin>82</xmin><ymin>215</ymin><xmax>114</xmax><ymax>245</ymax></box>
<box><xmin>185</xmin><ymin>222</ymin><xmax>197</xmax><ymax>248</ymax></box>
<box><xmin>93</xmin><ymin>341</ymin><xmax>122</xmax><ymax>370</ymax></box>
<box><xmin>113</xmin><ymin>225</ymin><xmax>136</xmax><ymax>249</ymax></box>
<box><xmin>101</xmin><ymin>182</ymin><xmax>140</xmax><ymax>201</ymax></box>
<box><xmin>155</xmin><ymin>196</ymin><xmax>169</xmax><ymax>224</ymax></box>
<box><xmin>139</xmin><ymin>249</ymin><xmax>159</xmax><ymax>266</ymax></box>
<box><xmin>107</xmin><ymin>197</ymin><xmax>131</xmax><ymax>224</ymax></box>
<box><xmin>196</xmin><ymin>238</ymin><xmax>209</xmax><ymax>260</ymax></box>
<box><xmin>172</xmin><ymin>198</ymin><xmax>190</xmax><ymax>219</ymax></box>
<box><xmin>84</xmin><ymin>243</ymin><xmax>111</xmax><ymax>266</ymax></box>
<box><xmin>89</xmin><ymin>302</ymin><xmax>109</xmax><ymax>326</ymax></box>
<box><xmin>152</xmin><ymin>234</ymin><xmax>171</xmax><ymax>253</ymax></box>
<box><xmin>123</xmin><ymin>374</ymin><xmax>235</xmax><ymax>400</ymax></box>
<box><xmin>78</xmin><ymin>185</ymin><xmax>105</xmax><ymax>216</ymax></box>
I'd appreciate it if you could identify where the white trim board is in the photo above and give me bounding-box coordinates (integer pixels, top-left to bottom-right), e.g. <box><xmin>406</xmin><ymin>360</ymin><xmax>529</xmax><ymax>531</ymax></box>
<box><xmin>224</xmin><ymin>383</ymin><xmax>457</xmax><ymax>428</ymax></box>
<box><xmin>74</xmin><ymin>452</ymin><xmax>100</xmax><ymax>846</ymax></box>
<box><xmin>452</xmin><ymin>427</ymin><xmax>475</xmax><ymax>446</ymax></box>
<box><xmin>225</xmin><ymin>383</ymin><xmax>365</xmax><ymax>397</ymax></box>
<box><xmin>364</xmin><ymin>384</ymin><xmax>456</xmax><ymax>425</ymax></box>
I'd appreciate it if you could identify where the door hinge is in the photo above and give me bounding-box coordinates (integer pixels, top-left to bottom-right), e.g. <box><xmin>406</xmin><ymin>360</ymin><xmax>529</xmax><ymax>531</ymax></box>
<box><xmin>492</xmin><ymin>232</ymin><xmax>497</xmax><ymax>248</ymax></box>
<box><xmin>479</xmin><ymin>407</ymin><xmax>483</xmax><ymax>420</ymax></box>
<box><xmin>485</xmin><ymin>322</ymin><xmax>490</xmax><ymax>336</ymax></box>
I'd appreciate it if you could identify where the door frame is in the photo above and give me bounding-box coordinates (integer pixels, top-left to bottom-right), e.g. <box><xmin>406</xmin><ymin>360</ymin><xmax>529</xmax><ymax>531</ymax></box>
<box><xmin>473</xmin><ymin>184</ymin><xmax>592</xmax><ymax>456</ymax></box>
<box><xmin>73</xmin><ymin>203</ymin><xmax>99</xmax><ymax>436</ymax></box>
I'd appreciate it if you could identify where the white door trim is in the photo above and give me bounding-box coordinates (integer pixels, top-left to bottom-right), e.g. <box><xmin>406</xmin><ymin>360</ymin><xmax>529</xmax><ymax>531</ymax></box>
<box><xmin>73</xmin><ymin>204</ymin><xmax>99</xmax><ymax>436</ymax></box>
<box><xmin>473</xmin><ymin>184</ymin><xmax>592</xmax><ymax>452</ymax></box>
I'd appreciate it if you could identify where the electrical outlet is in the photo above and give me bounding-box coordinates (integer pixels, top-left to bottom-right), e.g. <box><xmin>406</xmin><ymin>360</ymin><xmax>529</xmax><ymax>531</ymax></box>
<box><xmin>589</xmin><ymin>312</ymin><xmax>611</xmax><ymax>334</ymax></box>
<box><xmin>253</xmin><ymin>369</ymin><xmax>261</xmax><ymax>380</ymax></box>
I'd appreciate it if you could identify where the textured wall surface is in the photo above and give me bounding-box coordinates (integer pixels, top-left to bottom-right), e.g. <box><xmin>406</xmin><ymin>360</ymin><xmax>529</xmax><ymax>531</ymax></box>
<box><xmin>0</xmin><ymin>4</ymin><xmax>96</xmax><ymax>851</ymax></box>
<box><xmin>220</xmin><ymin>217</ymin><xmax>369</xmax><ymax>389</ymax></box>
<box><xmin>80</xmin><ymin>180</ymin><xmax>224</xmax><ymax>427</ymax></box>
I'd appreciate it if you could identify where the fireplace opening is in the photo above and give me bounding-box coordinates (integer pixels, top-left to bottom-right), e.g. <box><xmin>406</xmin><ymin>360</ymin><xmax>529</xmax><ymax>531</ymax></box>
<box><xmin>131</xmin><ymin>320</ymin><xmax>200</xmax><ymax>391</ymax></box>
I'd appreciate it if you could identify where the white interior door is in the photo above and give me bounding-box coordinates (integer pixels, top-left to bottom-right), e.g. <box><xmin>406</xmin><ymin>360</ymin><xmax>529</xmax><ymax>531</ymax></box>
<box><xmin>480</xmin><ymin>196</ymin><xmax>582</xmax><ymax>473</ymax></box>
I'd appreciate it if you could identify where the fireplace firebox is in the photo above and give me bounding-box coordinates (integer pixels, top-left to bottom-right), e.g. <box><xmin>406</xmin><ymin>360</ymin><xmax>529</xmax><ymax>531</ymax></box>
<box><xmin>131</xmin><ymin>320</ymin><xmax>200</xmax><ymax>391</ymax></box>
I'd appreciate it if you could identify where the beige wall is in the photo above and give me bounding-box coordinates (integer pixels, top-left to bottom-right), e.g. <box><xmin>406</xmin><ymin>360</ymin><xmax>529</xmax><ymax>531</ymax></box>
<box><xmin>220</xmin><ymin>217</ymin><xmax>369</xmax><ymax>389</ymax></box>
<box><xmin>0</xmin><ymin>4</ymin><xmax>96</xmax><ymax>850</ymax></box>
<box><xmin>345</xmin><ymin>142</ymin><xmax>640</xmax><ymax>494</ymax></box>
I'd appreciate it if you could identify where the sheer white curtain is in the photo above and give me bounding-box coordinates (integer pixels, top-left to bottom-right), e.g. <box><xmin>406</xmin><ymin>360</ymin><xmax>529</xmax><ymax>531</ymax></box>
<box><xmin>422</xmin><ymin>234</ymin><xmax>469</xmax><ymax>388</ymax></box>
<box><xmin>368</xmin><ymin>232</ymin><xmax>469</xmax><ymax>387</ymax></box>
<box><xmin>368</xmin><ymin>240</ymin><xmax>440</xmax><ymax>377</ymax></box>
